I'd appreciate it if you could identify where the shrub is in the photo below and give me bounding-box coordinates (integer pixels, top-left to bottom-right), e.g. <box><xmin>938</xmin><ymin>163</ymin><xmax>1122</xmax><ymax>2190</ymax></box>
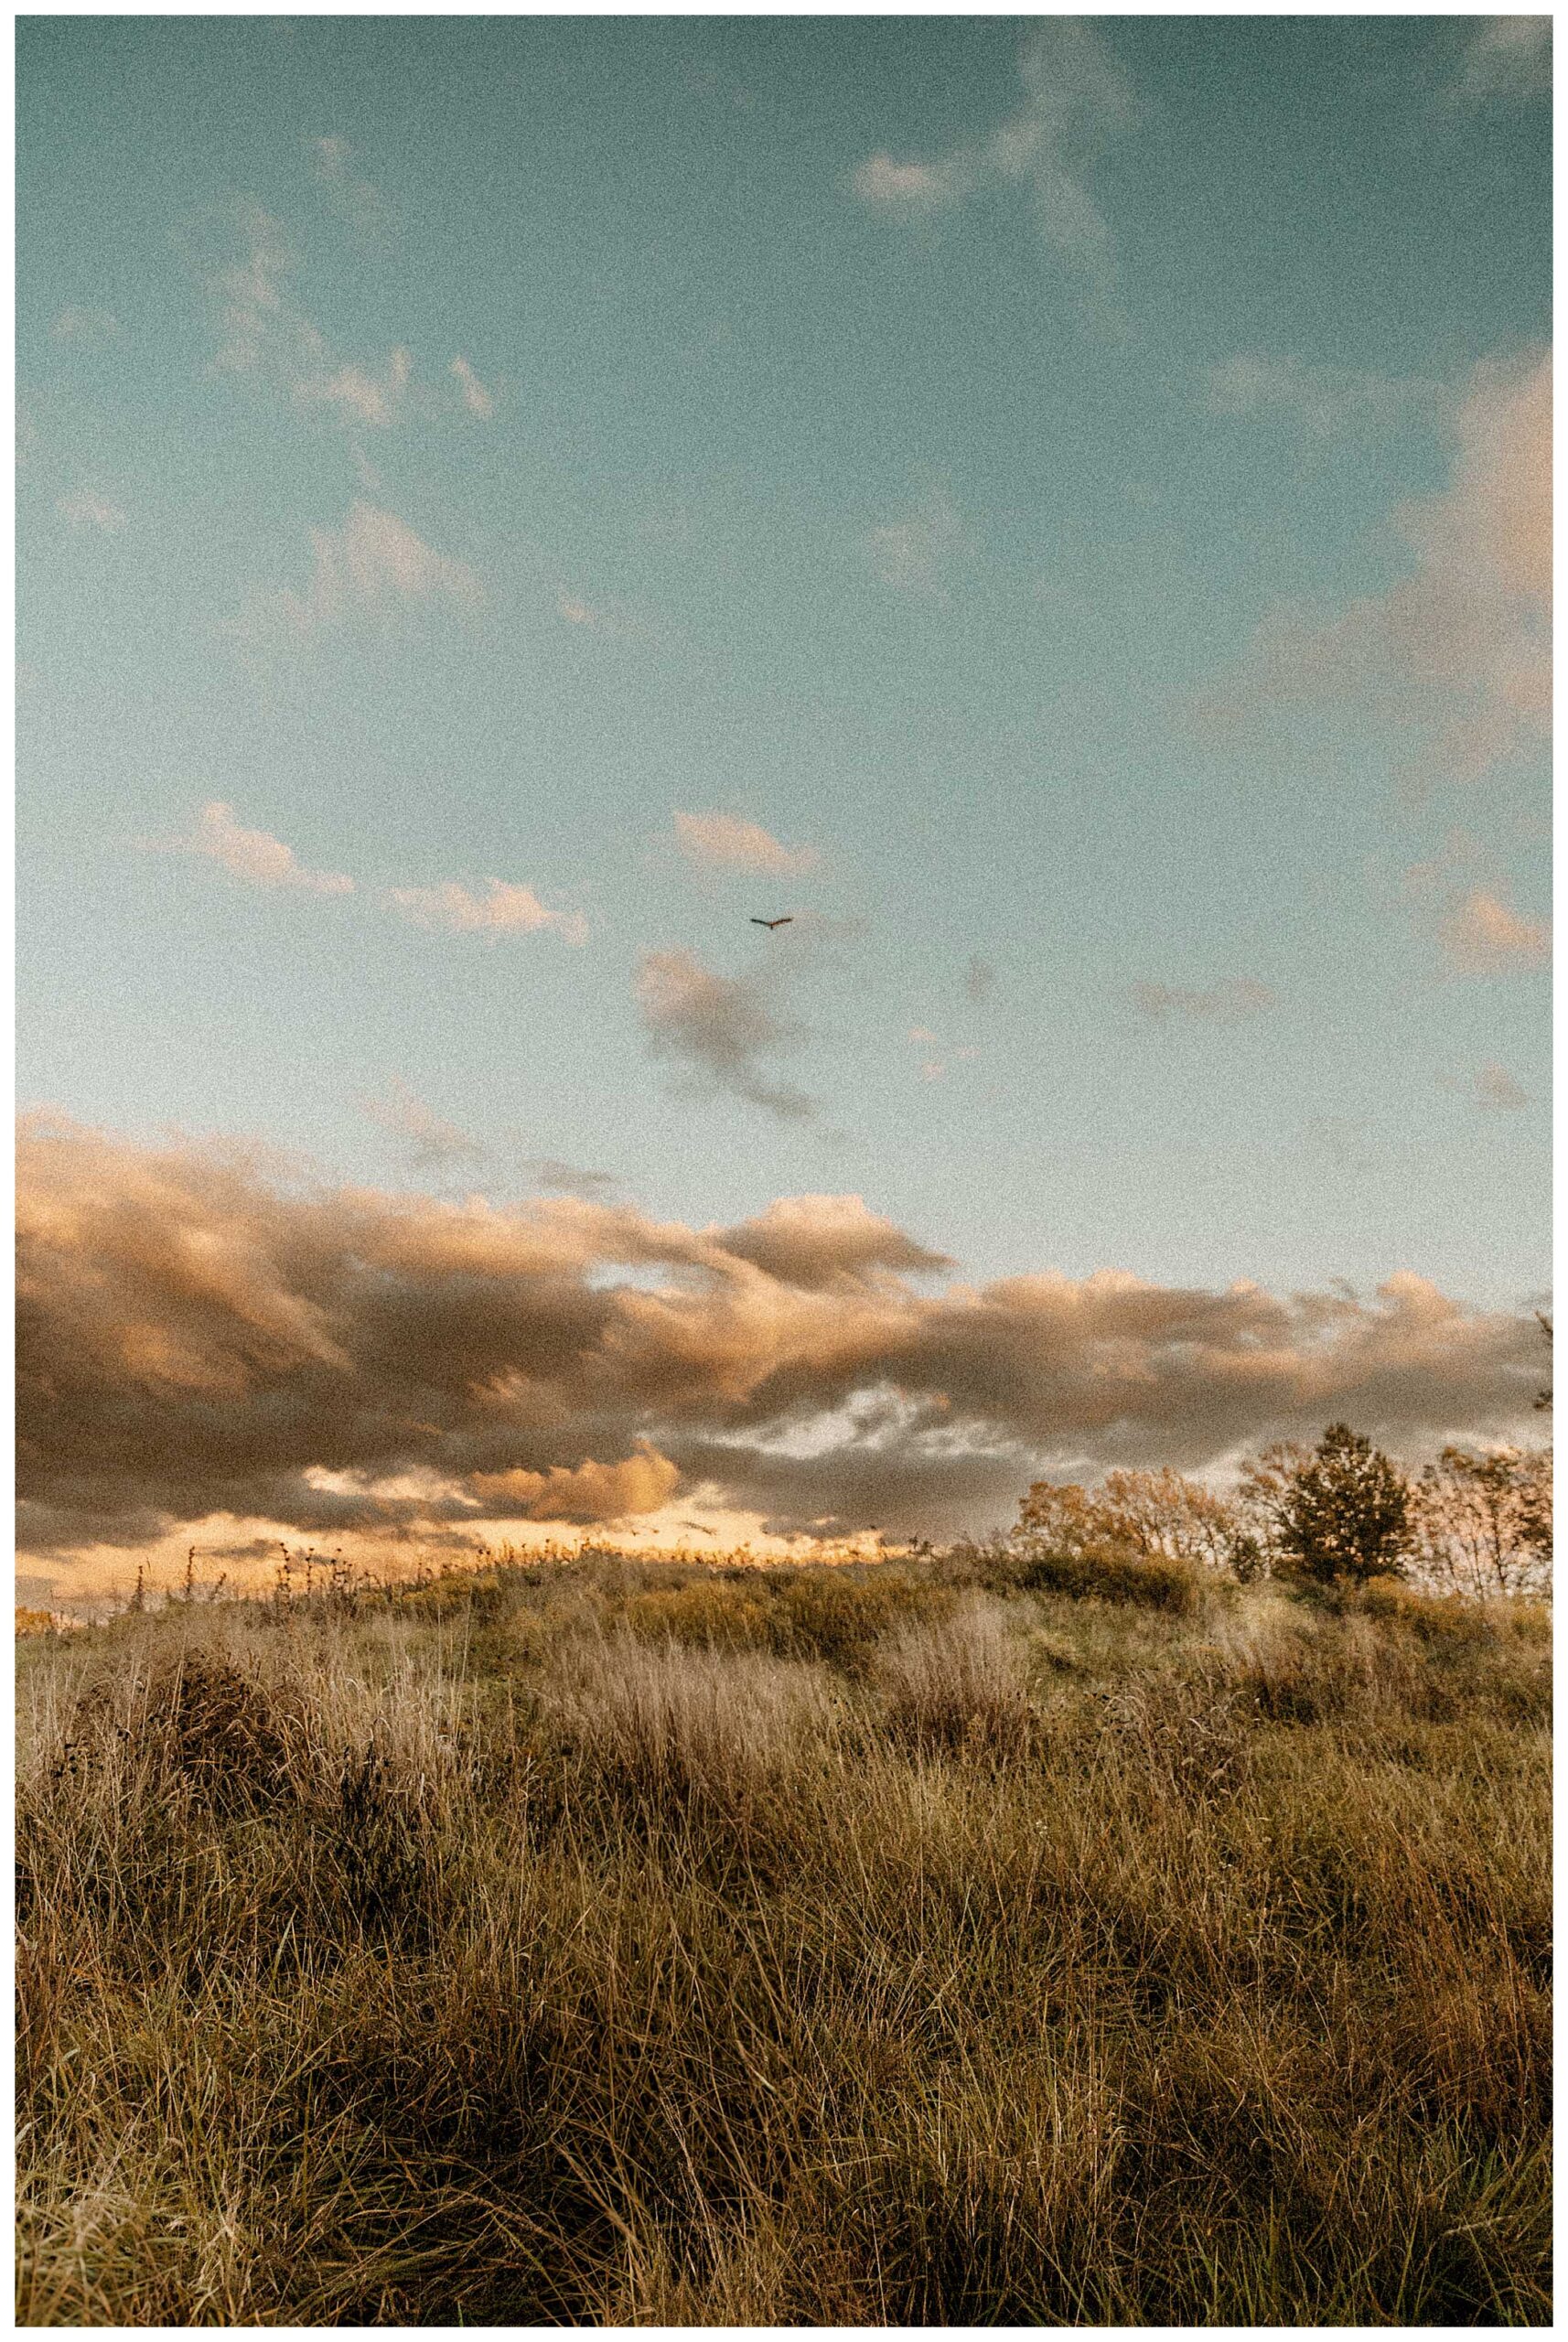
<box><xmin>622</xmin><ymin>1578</ymin><xmax>775</xmax><ymax>1652</ymax></box>
<box><xmin>1013</xmin><ymin>1546</ymin><xmax>1199</xmax><ymax>1614</ymax></box>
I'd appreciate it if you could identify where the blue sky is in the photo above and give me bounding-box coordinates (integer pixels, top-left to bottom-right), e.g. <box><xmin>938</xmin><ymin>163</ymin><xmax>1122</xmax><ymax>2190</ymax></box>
<box><xmin>14</xmin><ymin>15</ymin><xmax>1554</xmax><ymax>1582</ymax></box>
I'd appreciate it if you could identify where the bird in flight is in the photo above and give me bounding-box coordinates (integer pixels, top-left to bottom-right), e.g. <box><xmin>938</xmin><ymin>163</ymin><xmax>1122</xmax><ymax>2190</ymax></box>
<box><xmin>750</xmin><ymin>915</ymin><xmax>793</xmax><ymax>929</ymax></box>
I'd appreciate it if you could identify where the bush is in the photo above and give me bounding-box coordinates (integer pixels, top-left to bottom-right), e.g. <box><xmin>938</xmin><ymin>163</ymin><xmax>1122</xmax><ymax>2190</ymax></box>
<box><xmin>620</xmin><ymin>1567</ymin><xmax>954</xmax><ymax>1669</ymax></box>
<box><xmin>1013</xmin><ymin>1546</ymin><xmax>1200</xmax><ymax>1614</ymax></box>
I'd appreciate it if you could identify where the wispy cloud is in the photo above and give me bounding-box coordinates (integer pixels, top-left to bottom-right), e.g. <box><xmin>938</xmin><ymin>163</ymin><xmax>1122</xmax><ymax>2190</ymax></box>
<box><xmin>1444</xmin><ymin>15</ymin><xmax>1552</xmax><ymax>106</ymax></box>
<box><xmin>1196</xmin><ymin>348</ymin><xmax>1550</xmax><ymax>790</ymax></box>
<box><xmin>1439</xmin><ymin>1060</ymin><xmax>1531</xmax><ymax>1112</ymax></box>
<box><xmin>1130</xmin><ymin>978</ymin><xmax>1276</xmax><ymax>1025</ymax></box>
<box><xmin>210</xmin><ymin>204</ymin><xmax>318</xmax><ymax>378</ymax></box>
<box><xmin>356</xmin><ymin>1078</ymin><xmax>486</xmax><ymax>1169</ymax></box>
<box><xmin>49</xmin><ymin>306</ymin><xmax>124</xmax><ymax>347</ymax></box>
<box><xmin>151</xmin><ymin>800</ymin><xmax>354</xmax><ymax>897</ymax></box>
<box><xmin>866</xmin><ymin>477</ymin><xmax>969</xmax><ymax>601</ymax></box>
<box><xmin>450</xmin><ymin>355</ymin><xmax>495</xmax><ymax>417</ymax></box>
<box><xmin>906</xmin><ymin>1026</ymin><xmax>978</xmax><ymax>1082</ymax></box>
<box><xmin>962</xmin><ymin>954</ymin><xmax>997</xmax><ymax>1004</ymax></box>
<box><xmin>1200</xmin><ymin>352</ymin><xmax>1436</xmax><ymax>436</ymax></box>
<box><xmin>236</xmin><ymin>500</ymin><xmax>482</xmax><ymax>637</ymax></box>
<box><xmin>208</xmin><ymin>202</ymin><xmax>410</xmax><ymax>428</ymax></box>
<box><xmin>1436</xmin><ymin>886</ymin><xmax>1550</xmax><ymax>975</ymax></box>
<box><xmin>637</xmin><ymin>946</ymin><xmax>816</xmax><ymax>1121</ymax></box>
<box><xmin>525</xmin><ymin>1158</ymin><xmax>623</xmax><ymax>1199</ymax></box>
<box><xmin>56</xmin><ymin>489</ymin><xmax>126</xmax><ymax>534</ymax></box>
<box><xmin>552</xmin><ymin>584</ymin><xmax>661</xmax><ymax>645</ymax></box>
<box><xmin>854</xmin><ymin>21</ymin><xmax>1137</xmax><ymax>303</ymax></box>
<box><xmin>1402</xmin><ymin>825</ymin><xmax>1487</xmax><ymax>900</ymax></box>
<box><xmin>308</xmin><ymin>133</ymin><xmax>392</xmax><ymax>237</ymax></box>
<box><xmin>385</xmin><ymin>878</ymin><xmax>586</xmax><ymax>944</ymax></box>
<box><xmin>673</xmin><ymin>811</ymin><xmax>821</xmax><ymax>879</ymax></box>
<box><xmin>296</xmin><ymin>345</ymin><xmax>412</xmax><ymax>428</ymax></box>
<box><xmin>853</xmin><ymin>155</ymin><xmax>955</xmax><ymax>209</ymax></box>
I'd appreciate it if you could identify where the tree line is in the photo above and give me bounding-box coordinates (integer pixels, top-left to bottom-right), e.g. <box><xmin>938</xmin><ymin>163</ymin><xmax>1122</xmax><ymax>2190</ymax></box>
<box><xmin>1018</xmin><ymin>1424</ymin><xmax>1552</xmax><ymax>1600</ymax></box>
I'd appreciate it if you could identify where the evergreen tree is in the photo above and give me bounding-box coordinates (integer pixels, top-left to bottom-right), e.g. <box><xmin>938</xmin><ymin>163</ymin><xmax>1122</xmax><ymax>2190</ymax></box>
<box><xmin>1267</xmin><ymin>1423</ymin><xmax>1412</xmax><ymax>1585</ymax></box>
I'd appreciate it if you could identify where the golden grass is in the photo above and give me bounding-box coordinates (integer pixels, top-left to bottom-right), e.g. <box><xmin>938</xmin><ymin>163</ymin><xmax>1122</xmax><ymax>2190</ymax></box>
<box><xmin>15</xmin><ymin>1552</ymin><xmax>1552</xmax><ymax>2325</ymax></box>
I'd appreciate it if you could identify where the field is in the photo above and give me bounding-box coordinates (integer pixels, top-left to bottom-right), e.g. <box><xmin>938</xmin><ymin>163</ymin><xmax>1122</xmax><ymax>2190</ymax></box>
<box><xmin>16</xmin><ymin>1549</ymin><xmax>1552</xmax><ymax>2326</ymax></box>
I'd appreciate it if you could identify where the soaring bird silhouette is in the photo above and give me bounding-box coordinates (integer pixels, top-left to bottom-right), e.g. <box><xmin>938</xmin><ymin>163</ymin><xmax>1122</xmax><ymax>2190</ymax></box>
<box><xmin>750</xmin><ymin>915</ymin><xmax>793</xmax><ymax>930</ymax></box>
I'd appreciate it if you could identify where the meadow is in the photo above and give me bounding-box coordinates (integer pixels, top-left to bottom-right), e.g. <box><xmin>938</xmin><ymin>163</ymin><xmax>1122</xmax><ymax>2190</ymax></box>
<box><xmin>16</xmin><ymin>1546</ymin><xmax>1552</xmax><ymax>2326</ymax></box>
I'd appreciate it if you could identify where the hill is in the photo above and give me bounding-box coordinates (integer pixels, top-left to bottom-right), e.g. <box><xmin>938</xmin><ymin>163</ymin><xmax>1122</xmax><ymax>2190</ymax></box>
<box><xmin>16</xmin><ymin>1549</ymin><xmax>1551</xmax><ymax>2324</ymax></box>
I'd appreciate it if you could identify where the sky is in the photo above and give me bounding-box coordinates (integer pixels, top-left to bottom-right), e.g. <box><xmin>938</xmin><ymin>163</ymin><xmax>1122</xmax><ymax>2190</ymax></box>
<box><xmin>16</xmin><ymin>14</ymin><xmax>1552</xmax><ymax>1593</ymax></box>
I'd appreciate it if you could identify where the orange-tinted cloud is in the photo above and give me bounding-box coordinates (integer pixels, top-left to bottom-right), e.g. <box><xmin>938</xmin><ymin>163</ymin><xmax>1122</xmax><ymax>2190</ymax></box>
<box><xmin>673</xmin><ymin>811</ymin><xmax>821</xmax><ymax>878</ymax></box>
<box><xmin>17</xmin><ymin>1118</ymin><xmax>1546</xmax><ymax>1569</ymax></box>
<box><xmin>234</xmin><ymin>501</ymin><xmax>483</xmax><ymax>639</ymax></box>
<box><xmin>1197</xmin><ymin>348</ymin><xmax>1550</xmax><ymax>789</ymax></box>
<box><xmin>151</xmin><ymin>800</ymin><xmax>354</xmax><ymax>897</ymax></box>
<box><xmin>1437</xmin><ymin>886</ymin><xmax>1551</xmax><ymax>974</ymax></box>
<box><xmin>386</xmin><ymin>877</ymin><xmax>586</xmax><ymax>944</ymax></box>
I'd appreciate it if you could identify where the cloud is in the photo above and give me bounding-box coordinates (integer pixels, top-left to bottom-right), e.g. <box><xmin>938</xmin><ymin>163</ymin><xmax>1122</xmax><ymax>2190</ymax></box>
<box><xmin>210</xmin><ymin>205</ymin><xmax>319</xmax><ymax>378</ymax></box>
<box><xmin>1402</xmin><ymin>825</ymin><xmax>1487</xmax><ymax>900</ymax></box>
<box><xmin>636</xmin><ymin>946</ymin><xmax>816</xmax><ymax>1121</ymax></box>
<box><xmin>385</xmin><ymin>878</ymin><xmax>586</xmax><ymax>944</ymax></box>
<box><xmin>552</xmin><ymin>584</ymin><xmax>660</xmax><ymax>645</ymax></box>
<box><xmin>853</xmin><ymin>21</ymin><xmax>1137</xmax><ymax>300</ymax></box>
<box><xmin>209</xmin><ymin>202</ymin><xmax>407</xmax><ymax>424</ymax></box>
<box><xmin>526</xmin><ymin>1158</ymin><xmax>623</xmax><ymax>1199</ymax></box>
<box><xmin>963</xmin><ymin>954</ymin><xmax>997</xmax><ymax>1004</ymax></box>
<box><xmin>56</xmin><ymin>489</ymin><xmax>126</xmax><ymax>534</ymax></box>
<box><xmin>866</xmin><ymin>478</ymin><xmax>969</xmax><ymax>600</ymax></box>
<box><xmin>240</xmin><ymin>500</ymin><xmax>483</xmax><ymax>636</ymax></box>
<box><xmin>296</xmin><ymin>345</ymin><xmax>411</xmax><ymax>428</ymax></box>
<box><xmin>1200</xmin><ymin>352</ymin><xmax>1435</xmax><ymax>436</ymax></box>
<box><xmin>1130</xmin><ymin>978</ymin><xmax>1276</xmax><ymax>1024</ymax></box>
<box><xmin>1445</xmin><ymin>15</ymin><xmax>1552</xmax><ymax>105</ymax></box>
<box><xmin>49</xmin><ymin>306</ymin><xmax>124</xmax><ymax>347</ymax></box>
<box><xmin>1439</xmin><ymin>1061</ymin><xmax>1530</xmax><ymax>1112</ymax></box>
<box><xmin>714</xmin><ymin>1194</ymin><xmax>953</xmax><ymax>1288</ymax></box>
<box><xmin>1197</xmin><ymin>348</ymin><xmax>1550</xmax><ymax>789</ymax></box>
<box><xmin>1437</xmin><ymin>886</ymin><xmax>1551</xmax><ymax>974</ymax></box>
<box><xmin>17</xmin><ymin>1117</ymin><xmax>1548</xmax><ymax>1564</ymax></box>
<box><xmin>469</xmin><ymin>1445</ymin><xmax>680</xmax><ymax>1522</ymax></box>
<box><xmin>451</xmin><ymin>356</ymin><xmax>495</xmax><ymax>418</ymax></box>
<box><xmin>852</xmin><ymin>155</ymin><xmax>954</xmax><ymax>209</ymax></box>
<box><xmin>151</xmin><ymin>800</ymin><xmax>354</xmax><ymax>897</ymax></box>
<box><xmin>357</xmin><ymin>1079</ymin><xmax>486</xmax><ymax>1170</ymax></box>
<box><xmin>308</xmin><ymin>134</ymin><xmax>392</xmax><ymax>237</ymax></box>
<box><xmin>906</xmin><ymin>1028</ymin><xmax>946</xmax><ymax>1079</ymax></box>
<box><xmin>673</xmin><ymin>810</ymin><xmax>822</xmax><ymax>878</ymax></box>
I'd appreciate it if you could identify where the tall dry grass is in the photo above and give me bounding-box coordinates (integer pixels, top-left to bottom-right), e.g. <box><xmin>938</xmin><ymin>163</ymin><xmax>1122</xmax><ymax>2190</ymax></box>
<box><xmin>15</xmin><ymin>1554</ymin><xmax>1552</xmax><ymax>2325</ymax></box>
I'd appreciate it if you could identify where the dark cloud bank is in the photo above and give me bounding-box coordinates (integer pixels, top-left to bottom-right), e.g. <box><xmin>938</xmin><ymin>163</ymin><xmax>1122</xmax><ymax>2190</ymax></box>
<box><xmin>18</xmin><ymin>1116</ymin><xmax>1545</xmax><ymax>1566</ymax></box>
